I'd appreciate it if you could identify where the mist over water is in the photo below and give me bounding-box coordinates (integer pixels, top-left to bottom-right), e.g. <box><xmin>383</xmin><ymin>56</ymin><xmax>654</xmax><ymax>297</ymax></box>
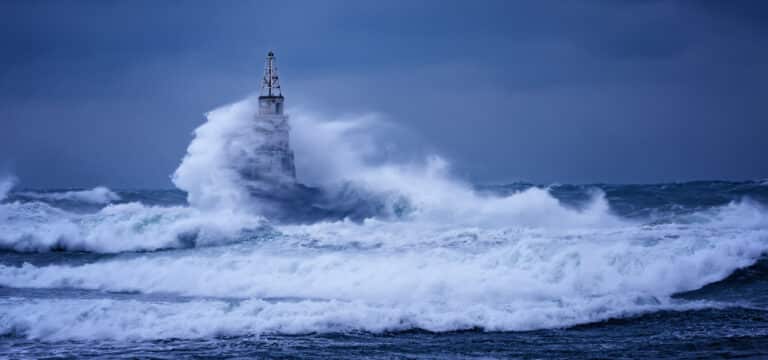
<box><xmin>1</xmin><ymin>98</ymin><xmax>767</xmax><ymax>350</ymax></box>
<box><xmin>0</xmin><ymin>176</ymin><xmax>16</xmax><ymax>202</ymax></box>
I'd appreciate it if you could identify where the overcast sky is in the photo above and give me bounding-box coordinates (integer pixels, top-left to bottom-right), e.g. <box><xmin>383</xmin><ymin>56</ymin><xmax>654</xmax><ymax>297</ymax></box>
<box><xmin>1</xmin><ymin>0</ymin><xmax>767</xmax><ymax>188</ymax></box>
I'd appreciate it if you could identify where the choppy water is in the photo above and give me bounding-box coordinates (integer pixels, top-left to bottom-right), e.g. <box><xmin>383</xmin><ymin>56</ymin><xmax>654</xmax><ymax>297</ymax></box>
<box><xmin>1</xmin><ymin>180</ymin><xmax>767</xmax><ymax>359</ymax></box>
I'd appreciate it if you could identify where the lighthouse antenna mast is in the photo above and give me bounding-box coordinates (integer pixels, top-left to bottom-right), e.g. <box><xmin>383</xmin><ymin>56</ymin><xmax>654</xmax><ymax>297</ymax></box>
<box><xmin>261</xmin><ymin>51</ymin><xmax>282</xmax><ymax>98</ymax></box>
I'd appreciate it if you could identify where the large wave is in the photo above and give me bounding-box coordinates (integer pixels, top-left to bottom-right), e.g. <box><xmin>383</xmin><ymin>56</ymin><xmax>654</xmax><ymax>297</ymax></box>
<box><xmin>0</xmin><ymin>98</ymin><xmax>625</xmax><ymax>253</ymax></box>
<box><xmin>0</xmin><ymin>296</ymin><xmax>722</xmax><ymax>341</ymax></box>
<box><xmin>0</xmin><ymin>200</ymin><xmax>765</xmax><ymax>339</ymax></box>
<box><xmin>171</xmin><ymin>98</ymin><xmax>626</xmax><ymax>227</ymax></box>
<box><xmin>1</xmin><ymin>98</ymin><xmax>767</xmax><ymax>340</ymax></box>
<box><xmin>0</xmin><ymin>201</ymin><xmax>268</xmax><ymax>253</ymax></box>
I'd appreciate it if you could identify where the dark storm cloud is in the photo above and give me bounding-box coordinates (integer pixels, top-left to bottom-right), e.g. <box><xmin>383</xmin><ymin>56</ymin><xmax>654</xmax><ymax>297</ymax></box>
<box><xmin>0</xmin><ymin>0</ymin><xmax>766</xmax><ymax>188</ymax></box>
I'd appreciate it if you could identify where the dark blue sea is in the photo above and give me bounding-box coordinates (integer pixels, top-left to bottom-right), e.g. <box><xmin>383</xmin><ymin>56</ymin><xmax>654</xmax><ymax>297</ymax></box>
<box><xmin>1</xmin><ymin>180</ymin><xmax>768</xmax><ymax>359</ymax></box>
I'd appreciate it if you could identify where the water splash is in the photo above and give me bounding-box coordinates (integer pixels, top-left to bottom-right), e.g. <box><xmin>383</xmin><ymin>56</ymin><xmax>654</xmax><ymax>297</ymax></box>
<box><xmin>0</xmin><ymin>175</ymin><xmax>17</xmax><ymax>202</ymax></box>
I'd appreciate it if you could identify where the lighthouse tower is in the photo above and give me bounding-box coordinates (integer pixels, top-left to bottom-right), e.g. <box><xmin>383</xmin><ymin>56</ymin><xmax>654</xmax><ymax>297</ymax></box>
<box><xmin>242</xmin><ymin>51</ymin><xmax>296</xmax><ymax>184</ymax></box>
<box><xmin>259</xmin><ymin>51</ymin><xmax>285</xmax><ymax>116</ymax></box>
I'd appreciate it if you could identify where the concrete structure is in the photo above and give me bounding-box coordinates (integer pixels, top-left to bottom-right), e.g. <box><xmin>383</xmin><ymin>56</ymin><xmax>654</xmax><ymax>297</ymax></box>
<box><xmin>241</xmin><ymin>51</ymin><xmax>297</xmax><ymax>183</ymax></box>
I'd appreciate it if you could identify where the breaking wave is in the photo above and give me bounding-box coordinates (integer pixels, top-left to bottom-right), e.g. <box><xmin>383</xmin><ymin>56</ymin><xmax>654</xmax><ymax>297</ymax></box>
<box><xmin>0</xmin><ymin>297</ymin><xmax>723</xmax><ymax>341</ymax></box>
<box><xmin>1</xmin><ymin>98</ymin><xmax>767</xmax><ymax>340</ymax></box>
<box><xmin>0</xmin><ymin>199</ymin><xmax>765</xmax><ymax>339</ymax></box>
<box><xmin>17</xmin><ymin>186</ymin><xmax>121</xmax><ymax>205</ymax></box>
<box><xmin>0</xmin><ymin>201</ymin><xmax>268</xmax><ymax>253</ymax></box>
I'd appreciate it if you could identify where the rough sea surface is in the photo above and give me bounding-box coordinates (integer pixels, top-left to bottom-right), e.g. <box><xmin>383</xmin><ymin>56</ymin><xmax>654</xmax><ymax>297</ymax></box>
<box><xmin>1</xmin><ymin>180</ymin><xmax>767</xmax><ymax>359</ymax></box>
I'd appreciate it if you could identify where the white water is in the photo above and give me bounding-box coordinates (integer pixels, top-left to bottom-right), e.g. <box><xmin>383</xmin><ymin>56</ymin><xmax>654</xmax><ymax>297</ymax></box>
<box><xmin>1</xmin><ymin>98</ymin><xmax>767</xmax><ymax>340</ymax></box>
<box><xmin>0</xmin><ymin>201</ymin><xmax>269</xmax><ymax>253</ymax></box>
<box><xmin>0</xmin><ymin>203</ymin><xmax>764</xmax><ymax>298</ymax></box>
<box><xmin>0</xmin><ymin>199</ymin><xmax>765</xmax><ymax>339</ymax></box>
<box><xmin>0</xmin><ymin>296</ymin><xmax>723</xmax><ymax>341</ymax></box>
<box><xmin>172</xmin><ymin>98</ymin><xmax>265</xmax><ymax>212</ymax></box>
<box><xmin>18</xmin><ymin>186</ymin><xmax>121</xmax><ymax>204</ymax></box>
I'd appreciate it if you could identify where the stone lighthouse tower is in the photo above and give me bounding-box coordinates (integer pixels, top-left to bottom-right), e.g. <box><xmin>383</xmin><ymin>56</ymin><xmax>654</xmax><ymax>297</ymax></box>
<box><xmin>241</xmin><ymin>51</ymin><xmax>297</xmax><ymax>184</ymax></box>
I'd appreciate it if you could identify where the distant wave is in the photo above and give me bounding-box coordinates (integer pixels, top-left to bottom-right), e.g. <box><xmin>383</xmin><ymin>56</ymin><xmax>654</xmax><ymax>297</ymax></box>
<box><xmin>17</xmin><ymin>186</ymin><xmax>121</xmax><ymax>205</ymax></box>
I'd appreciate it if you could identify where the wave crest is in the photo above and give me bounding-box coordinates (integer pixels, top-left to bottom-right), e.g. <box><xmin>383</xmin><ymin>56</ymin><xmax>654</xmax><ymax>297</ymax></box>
<box><xmin>17</xmin><ymin>187</ymin><xmax>121</xmax><ymax>205</ymax></box>
<box><xmin>1</xmin><ymin>200</ymin><xmax>765</xmax><ymax>339</ymax></box>
<box><xmin>0</xmin><ymin>201</ymin><xmax>268</xmax><ymax>253</ymax></box>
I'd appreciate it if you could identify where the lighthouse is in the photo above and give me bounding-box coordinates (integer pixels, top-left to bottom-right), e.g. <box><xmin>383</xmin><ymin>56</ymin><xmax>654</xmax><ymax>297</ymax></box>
<box><xmin>241</xmin><ymin>51</ymin><xmax>297</xmax><ymax>184</ymax></box>
<box><xmin>235</xmin><ymin>51</ymin><xmax>396</xmax><ymax>221</ymax></box>
<box><xmin>259</xmin><ymin>51</ymin><xmax>285</xmax><ymax>116</ymax></box>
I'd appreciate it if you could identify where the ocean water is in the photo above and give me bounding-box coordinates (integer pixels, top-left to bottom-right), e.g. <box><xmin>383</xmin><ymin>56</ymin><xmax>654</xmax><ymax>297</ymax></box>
<box><xmin>1</xmin><ymin>181</ymin><xmax>767</xmax><ymax>359</ymax></box>
<box><xmin>2</xmin><ymin>98</ymin><xmax>768</xmax><ymax>358</ymax></box>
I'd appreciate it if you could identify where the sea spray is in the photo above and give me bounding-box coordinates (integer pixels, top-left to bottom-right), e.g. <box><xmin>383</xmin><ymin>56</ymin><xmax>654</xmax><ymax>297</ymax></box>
<box><xmin>0</xmin><ymin>175</ymin><xmax>16</xmax><ymax>201</ymax></box>
<box><xmin>172</xmin><ymin>98</ymin><xmax>622</xmax><ymax>226</ymax></box>
<box><xmin>1</xmin><ymin>98</ymin><xmax>767</xmax><ymax>341</ymax></box>
<box><xmin>173</xmin><ymin>99</ymin><xmax>260</xmax><ymax>212</ymax></box>
<box><xmin>0</xmin><ymin>201</ymin><xmax>269</xmax><ymax>253</ymax></box>
<box><xmin>0</xmin><ymin>198</ymin><xmax>766</xmax><ymax>339</ymax></box>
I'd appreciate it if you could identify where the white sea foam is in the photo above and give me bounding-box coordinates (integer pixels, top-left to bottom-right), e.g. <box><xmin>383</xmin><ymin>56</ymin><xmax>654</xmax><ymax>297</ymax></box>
<box><xmin>173</xmin><ymin>98</ymin><xmax>272</xmax><ymax>212</ymax></box>
<box><xmin>0</xmin><ymin>201</ymin><xmax>267</xmax><ymax>253</ymax></box>
<box><xmin>0</xmin><ymin>185</ymin><xmax>619</xmax><ymax>253</ymax></box>
<box><xmin>1</xmin><ymin>99</ymin><xmax>767</xmax><ymax>340</ymax></box>
<box><xmin>0</xmin><ymin>296</ymin><xmax>721</xmax><ymax>341</ymax></box>
<box><xmin>19</xmin><ymin>186</ymin><xmax>121</xmax><ymax>204</ymax></box>
<box><xmin>2</xmin><ymin>201</ymin><xmax>764</xmax><ymax>299</ymax></box>
<box><xmin>0</xmin><ymin>200</ymin><xmax>765</xmax><ymax>340</ymax></box>
<box><xmin>172</xmin><ymin>98</ymin><xmax>625</xmax><ymax>226</ymax></box>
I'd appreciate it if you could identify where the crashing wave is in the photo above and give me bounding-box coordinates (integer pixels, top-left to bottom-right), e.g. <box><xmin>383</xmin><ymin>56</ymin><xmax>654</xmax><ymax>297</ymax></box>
<box><xmin>0</xmin><ymin>201</ymin><xmax>269</xmax><ymax>253</ymax></box>
<box><xmin>0</xmin><ymin>296</ymin><xmax>723</xmax><ymax>341</ymax></box>
<box><xmin>1</xmin><ymin>97</ymin><xmax>767</xmax><ymax>341</ymax></box>
<box><xmin>0</xmin><ymin>199</ymin><xmax>765</xmax><ymax>339</ymax></box>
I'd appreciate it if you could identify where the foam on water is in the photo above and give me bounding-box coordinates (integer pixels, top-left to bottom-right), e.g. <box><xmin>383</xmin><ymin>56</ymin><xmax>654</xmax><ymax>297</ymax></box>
<box><xmin>0</xmin><ymin>296</ymin><xmax>725</xmax><ymax>341</ymax></box>
<box><xmin>0</xmin><ymin>201</ymin><xmax>267</xmax><ymax>253</ymax></box>
<box><xmin>17</xmin><ymin>186</ymin><xmax>121</xmax><ymax>204</ymax></box>
<box><xmin>1</xmin><ymin>98</ymin><xmax>767</xmax><ymax>341</ymax></box>
<box><xmin>0</xmin><ymin>199</ymin><xmax>766</xmax><ymax>339</ymax></box>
